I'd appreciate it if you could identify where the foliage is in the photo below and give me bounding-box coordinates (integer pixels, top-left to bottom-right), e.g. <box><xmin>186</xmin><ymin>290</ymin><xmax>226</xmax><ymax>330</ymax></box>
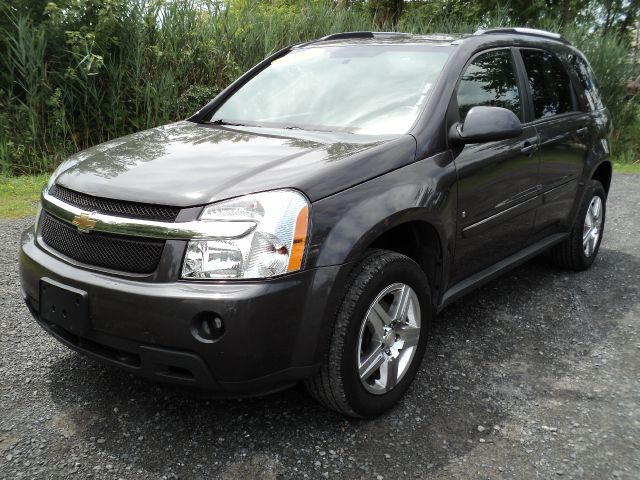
<box><xmin>0</xmin><ymin>0</ymin><xmax>638</xmax><ymax>175</ymax></box>
<box><xmin>564</xmin><ymin>24</ymin><xmax>640</xmax><ymax>163</ymax></box>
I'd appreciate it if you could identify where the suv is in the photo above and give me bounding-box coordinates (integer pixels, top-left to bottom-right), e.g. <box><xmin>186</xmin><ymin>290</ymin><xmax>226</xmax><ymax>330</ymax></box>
<box><xmin>19</xmin><ymin>28</ymin><xmax>611</xmax><ymax>417</ymax></box>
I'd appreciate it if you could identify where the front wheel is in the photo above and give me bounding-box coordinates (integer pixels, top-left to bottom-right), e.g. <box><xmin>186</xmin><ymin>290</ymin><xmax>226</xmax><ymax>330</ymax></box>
<box><xmin>305</xmin><ymin>250</ymin><xmax>430</xmax><ymax>418</ymax></box>
<box><xmin>550</xmin><ymin>179</ymin><xmax>606</xmax><ymax>270</ymax></box>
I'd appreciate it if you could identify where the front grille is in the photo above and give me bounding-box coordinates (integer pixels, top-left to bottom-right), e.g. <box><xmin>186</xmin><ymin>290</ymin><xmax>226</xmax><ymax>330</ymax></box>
<box><xmin>40</xmin><ymin>213</ymin><xmax>165</xmax><ymax>274</ymax></box>
<box><xmin>49</xmin><ymin>185</ymin><xmax>180</xmax><ymax>222</ymax></box>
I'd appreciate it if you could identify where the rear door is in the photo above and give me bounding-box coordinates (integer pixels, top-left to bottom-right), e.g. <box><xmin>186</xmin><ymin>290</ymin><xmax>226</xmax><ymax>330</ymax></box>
<box><xmin>517</xmin><ymin>48</ymin><xmax>591</xmax><ymax>239</ymax></box>
<box><xmin>450</xmin><ymin>48</ymin><xmax>541</xmax><ymax>284</ymax></box>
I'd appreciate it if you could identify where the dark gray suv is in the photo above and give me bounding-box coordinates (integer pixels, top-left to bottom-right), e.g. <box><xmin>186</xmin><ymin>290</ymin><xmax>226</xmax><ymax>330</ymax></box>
<box><xmin>19</xmin><ymin>28</ymin><xmax>611</xmax><ymax>417</ymax></box>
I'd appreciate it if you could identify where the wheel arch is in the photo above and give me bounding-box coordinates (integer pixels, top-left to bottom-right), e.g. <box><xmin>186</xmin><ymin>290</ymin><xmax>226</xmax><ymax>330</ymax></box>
<box><xmin>591</xmin><ymin>160</ymin><xmax>612</xmax><ymax>196</ymax></box>
<box><xmin>366</xmin><ymin>219</ymin><xmax>445</xmax><ymax>310</ymax></box>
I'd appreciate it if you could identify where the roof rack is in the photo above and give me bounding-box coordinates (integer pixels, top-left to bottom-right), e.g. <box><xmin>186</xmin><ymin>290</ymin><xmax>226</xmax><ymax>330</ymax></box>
<box><xmin>319</xmin><ymin>31</ymin><xmax>411</xmax><ymax>41</ymax></box>
<box><xmin>474</xmin><ymin>27</ymin><xmax>570</xmax><ymax>44</ymax></box>
<box><xmin>320</xmin><ymin>31</ymin><xmax>373</xmax><ymax>41</ymax></box>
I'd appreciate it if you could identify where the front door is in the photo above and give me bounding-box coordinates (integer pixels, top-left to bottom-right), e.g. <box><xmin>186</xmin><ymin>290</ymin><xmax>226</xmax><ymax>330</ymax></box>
<box><xmin>450</xmin><ymin>48</ymin><xmax>541</xmax><ymax>284</ymax></box>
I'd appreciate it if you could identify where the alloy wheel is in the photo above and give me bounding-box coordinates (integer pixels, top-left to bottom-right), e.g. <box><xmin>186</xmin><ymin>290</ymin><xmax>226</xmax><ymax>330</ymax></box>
<box><xmin>356</xmin><ymin>283</ymin><xmax>421</xmax><ymax>395</ymax></box>
<box><xmin>583</xmin><ymin>195</ymin><xmax>603</xmax><ymax>257</ymax></box>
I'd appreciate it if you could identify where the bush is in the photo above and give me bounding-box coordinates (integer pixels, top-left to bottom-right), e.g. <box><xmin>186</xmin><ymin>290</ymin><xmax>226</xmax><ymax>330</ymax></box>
<box><xmin>0</xmin><ymin>0</ymin><xmax>637</xmax><ymax>175</ymax></box>
<box><xmin>565</xmin><ymin>25</ymin><xmax>640</xmax><ymax>163</ymax></box>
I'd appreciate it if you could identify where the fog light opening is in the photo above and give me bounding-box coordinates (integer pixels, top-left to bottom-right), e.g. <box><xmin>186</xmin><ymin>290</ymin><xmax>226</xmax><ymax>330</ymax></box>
<box><xmin>191</xmin><ymin>312</ymin><xmax>225</xmax><ymax>343</ymax></box>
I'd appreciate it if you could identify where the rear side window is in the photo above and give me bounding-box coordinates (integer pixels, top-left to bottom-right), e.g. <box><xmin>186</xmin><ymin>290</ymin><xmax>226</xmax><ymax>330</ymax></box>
<box><xmin>457</xmin><ymin>49</ymin><xmax>521</xmax><ymax>121</ymax></box>
<box><xmin>520</xmin><ymin>49</ymin><xmax>575</xmax><ymax>119</ymax></box>
<box><xmin>570</xmin><ymin>54</ymin><xmax>604</xmax><ymax>110</ymax></box>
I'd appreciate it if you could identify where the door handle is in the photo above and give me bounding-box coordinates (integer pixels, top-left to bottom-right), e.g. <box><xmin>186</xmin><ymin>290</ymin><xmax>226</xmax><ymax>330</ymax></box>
<box><xmin>576</xmin><ymin>126</ymin><xmax>589</xmax><ymax>138</ymax></box>
<box><xmin>521</xmin><ymin>142</ymin><xmax>538</xmax><ymax>156</ymax></box>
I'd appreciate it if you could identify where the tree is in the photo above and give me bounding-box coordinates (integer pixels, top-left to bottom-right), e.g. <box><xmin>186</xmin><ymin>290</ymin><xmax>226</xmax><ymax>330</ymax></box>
<box><xmin>369</xmin><ymin>0</ymin><xmax>404</xmax><ymax>28</ymax></box>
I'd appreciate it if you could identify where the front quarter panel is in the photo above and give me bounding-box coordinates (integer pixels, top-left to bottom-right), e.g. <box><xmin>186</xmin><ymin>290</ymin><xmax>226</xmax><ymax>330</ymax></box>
<box><xmin>307</xmin><ymin>151</ymin><xmax>457</xmax><ymax>272</ymax></box>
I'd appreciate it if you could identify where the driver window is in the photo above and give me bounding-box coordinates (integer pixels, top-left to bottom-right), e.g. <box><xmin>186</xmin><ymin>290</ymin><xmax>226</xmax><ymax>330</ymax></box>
<box><xmin>457</xmin><ymin>49</ymin><xmax>522</xmax><ymax>121</ymax></box>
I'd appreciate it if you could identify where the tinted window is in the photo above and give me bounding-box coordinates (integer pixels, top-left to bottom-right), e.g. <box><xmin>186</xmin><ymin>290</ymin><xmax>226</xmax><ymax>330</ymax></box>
<box><xmin>570</xmin><ymin>54</ymin><xmax>604</xmax><ymax>110</ymax></box>
<box><xmin>520</xmin><ymin>49</ymin><xmax>574</xmax><ymax>118</ymax></box>
<box><xmin>457</xmin><ymin>49</ymin><xmax>521</xmax><ymax>121</ymax></box>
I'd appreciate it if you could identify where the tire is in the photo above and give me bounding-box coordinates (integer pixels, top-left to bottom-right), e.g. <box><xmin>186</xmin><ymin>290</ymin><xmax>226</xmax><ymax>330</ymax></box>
<box><xmin>550</xmin><ymin>179</ymin><xmax>606</xmax><ymax>271</ymax></box>
<box><xmin>305</xmin><ymin>249</ymin><xmax>430</xmax><ymax>418</ymax></box>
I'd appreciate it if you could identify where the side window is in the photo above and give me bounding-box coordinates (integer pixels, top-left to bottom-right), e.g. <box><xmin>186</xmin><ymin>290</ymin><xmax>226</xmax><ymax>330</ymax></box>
<box><xmin>570</xmin><ymin>53</ymin><xmax>604</xmax><ymax>111</ymax></box>
<box><xmin>520</xmin><ymin>49</ymin><xmax>575</xmax><ymax>119</ymax></box>
<box><xmin>457</xmin><ymin>49</ymin><xmax>521</xmax><ymax>121</ymax></box>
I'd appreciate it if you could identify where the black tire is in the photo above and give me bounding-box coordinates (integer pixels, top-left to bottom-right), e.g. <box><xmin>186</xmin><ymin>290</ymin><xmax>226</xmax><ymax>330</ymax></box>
<box><xmin>305</xmin><ymin>249</ymin><xmax>431</xmax><ymax>418</ymax></box>
<box><xmin>550</xmin><ymin>179</ymin><xmax>606</xmax><ymax>271</ymax></box>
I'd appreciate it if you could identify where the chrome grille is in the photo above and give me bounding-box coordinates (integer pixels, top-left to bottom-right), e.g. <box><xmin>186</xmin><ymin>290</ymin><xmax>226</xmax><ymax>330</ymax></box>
<box><xmin>40</xmin><ymin>213</ymin><xmax>165</xmax><ymax>274</ymax></box>
<box><xmin>49</xmin><ymin>184</ymin><xmax>180</xmax><ymax>222</ymax></box>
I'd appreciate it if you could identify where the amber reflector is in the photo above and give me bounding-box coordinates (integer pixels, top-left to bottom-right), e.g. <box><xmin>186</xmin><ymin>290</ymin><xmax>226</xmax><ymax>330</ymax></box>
<box><xmin>287</xmin><ymin>205</ymin><xmax>309</xmax><ymax>271</ymax></box>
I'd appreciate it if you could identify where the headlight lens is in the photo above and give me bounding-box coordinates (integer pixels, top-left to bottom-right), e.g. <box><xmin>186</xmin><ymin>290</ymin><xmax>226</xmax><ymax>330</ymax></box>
<box><xmin>181</xmin><ymin>190</ymin><xmax>309</xmax><ymax>279</ymax></box>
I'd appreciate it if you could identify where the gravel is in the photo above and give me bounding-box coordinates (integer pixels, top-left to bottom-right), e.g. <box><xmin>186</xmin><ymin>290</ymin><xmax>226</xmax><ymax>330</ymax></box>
<box><xmin>1</xmin><ymin>173</ymin><xmax>639</xmax><ymax>479</ymax></box>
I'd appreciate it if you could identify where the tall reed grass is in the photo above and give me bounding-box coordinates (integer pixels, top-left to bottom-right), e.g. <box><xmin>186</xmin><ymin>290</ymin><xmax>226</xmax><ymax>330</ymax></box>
<box><xmin>0</xmin><ymin>0</ymin><xmax>637</xmax><ymax>175</ymax></box>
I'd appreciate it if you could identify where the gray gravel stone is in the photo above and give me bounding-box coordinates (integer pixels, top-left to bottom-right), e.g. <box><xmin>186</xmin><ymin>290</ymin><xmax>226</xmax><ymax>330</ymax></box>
<box><xmin>1</xmin><ymin>173</ymin><xmax>639</xmax><ymax>479</ymax></box>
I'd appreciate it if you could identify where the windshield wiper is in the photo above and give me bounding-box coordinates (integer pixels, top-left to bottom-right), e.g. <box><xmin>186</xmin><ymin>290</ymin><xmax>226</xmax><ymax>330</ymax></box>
<box><xmin>210</xmin><ymin>119</ymin><xmax>247</xmax><ymax>127</ymax></box>
<box><xmin>282</xmin><ymin>125</ymin><xmax>353</xmax><ymax>134</ymax></box>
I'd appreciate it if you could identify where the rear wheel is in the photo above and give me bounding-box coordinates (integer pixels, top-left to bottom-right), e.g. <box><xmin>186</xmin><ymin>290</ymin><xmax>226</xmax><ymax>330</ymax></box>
<box><xmin>305</xmin><ymin>250</ymin><xmax>430</xmax><ymax>418</ymax></box>
<box><xmin>550</xmin><ymin>179</ymin><xmax>606</xmax><ymax>270</ymax></box>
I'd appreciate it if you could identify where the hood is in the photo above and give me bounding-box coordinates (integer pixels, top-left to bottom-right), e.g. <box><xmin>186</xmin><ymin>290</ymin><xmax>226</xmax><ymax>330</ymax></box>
<box><xmin>54</xmin><ymin>121</ymin><xmax>416</xmax><ymax>206</ymax></box>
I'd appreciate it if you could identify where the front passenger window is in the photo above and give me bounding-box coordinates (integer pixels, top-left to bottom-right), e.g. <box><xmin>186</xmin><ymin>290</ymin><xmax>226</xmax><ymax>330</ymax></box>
<box><xmin>457</xmin><ymin>49</ymin><xmax>522</xmax><ymax>121</ymax></box>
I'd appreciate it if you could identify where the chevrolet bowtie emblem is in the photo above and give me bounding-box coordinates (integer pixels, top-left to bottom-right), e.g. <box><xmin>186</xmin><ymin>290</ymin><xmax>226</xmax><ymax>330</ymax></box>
<box><xmin>72</xmin><ymin>212</ymin><xmax>97</xmax><ymax>232</ymax></box>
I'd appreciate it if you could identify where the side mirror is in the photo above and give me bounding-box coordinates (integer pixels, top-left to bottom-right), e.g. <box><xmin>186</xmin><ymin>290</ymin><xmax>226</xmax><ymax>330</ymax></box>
<box><xmin>449</xmin><ymin>106</ymin><xmax>523</xmax><ymax>144</ymax></box>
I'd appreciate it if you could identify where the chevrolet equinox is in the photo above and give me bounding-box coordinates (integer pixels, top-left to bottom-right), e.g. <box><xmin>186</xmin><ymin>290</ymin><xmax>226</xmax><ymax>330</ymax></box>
<box><xmin>19</xmin><ymin>28</ymin><xmax>612</xmax><ymax>417</ymax></box>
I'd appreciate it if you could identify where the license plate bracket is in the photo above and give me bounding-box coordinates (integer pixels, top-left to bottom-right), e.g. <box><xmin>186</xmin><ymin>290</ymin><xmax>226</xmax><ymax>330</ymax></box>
<box><xmin>39</xmin><ymin>278</ymin><xmax>90</xmax><ymax>336</ymax></box>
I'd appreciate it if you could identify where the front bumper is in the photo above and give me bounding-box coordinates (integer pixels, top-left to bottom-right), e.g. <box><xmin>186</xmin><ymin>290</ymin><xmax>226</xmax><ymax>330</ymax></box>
<box><xmin>19</xmin><ymin>226</ymin><xmax>346</xmax><ymax>395</ymax></box>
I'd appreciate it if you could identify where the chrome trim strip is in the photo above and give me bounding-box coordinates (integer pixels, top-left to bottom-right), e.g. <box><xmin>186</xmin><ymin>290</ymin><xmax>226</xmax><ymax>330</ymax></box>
<box><xmin>41</xmin><ymin>189</ymin><xmax>256</xmax><ymax>240</ymax></box>
<box><xmin>461</xmin><ymin>194</ymin><xmax>542</xmax><ymax>239</ymax></box>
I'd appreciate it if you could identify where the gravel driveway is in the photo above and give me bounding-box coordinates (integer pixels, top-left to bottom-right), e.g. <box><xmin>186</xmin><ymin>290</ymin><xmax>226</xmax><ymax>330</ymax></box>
<box><xmin>1</xmin><ymin>174</ymin><xmax>639</xmax><ymax>480</ymax></box>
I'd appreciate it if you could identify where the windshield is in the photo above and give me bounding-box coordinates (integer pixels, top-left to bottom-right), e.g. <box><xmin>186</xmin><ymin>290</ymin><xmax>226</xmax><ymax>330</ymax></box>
<box><xmin>210</xmin><ymin>44</ymin><xmax>451</xmax><ymax>135</ymax></box>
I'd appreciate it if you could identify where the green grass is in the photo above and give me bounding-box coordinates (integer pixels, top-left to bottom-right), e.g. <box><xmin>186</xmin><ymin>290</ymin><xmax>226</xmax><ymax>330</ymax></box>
<box><xmin>0</xmin><ymin>175</ymin><xmax>47</xmax><ymax>219</ymax></box>
<box><xmin>613</xmin><ymin>162</ymin><xmax>640</xmax><ymax>173</ymax></box>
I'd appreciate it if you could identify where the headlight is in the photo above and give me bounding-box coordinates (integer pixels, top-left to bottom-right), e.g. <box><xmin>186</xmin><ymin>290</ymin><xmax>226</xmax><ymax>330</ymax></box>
<box><xmin>181</xmin><ymin>190</ymin><xmax>310</xmax><ymax>279</ymax></box>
